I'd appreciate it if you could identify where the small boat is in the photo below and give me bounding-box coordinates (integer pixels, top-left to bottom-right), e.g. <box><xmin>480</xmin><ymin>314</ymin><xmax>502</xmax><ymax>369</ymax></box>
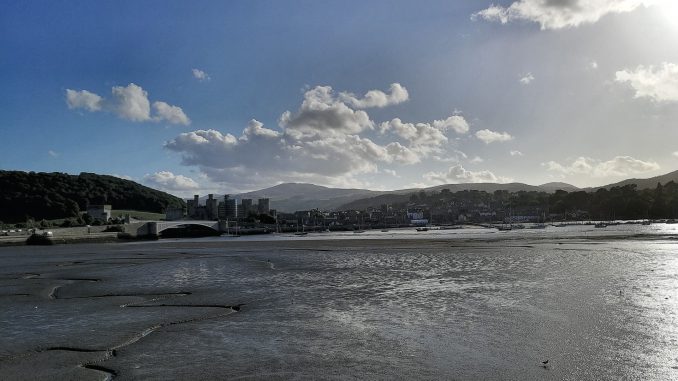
<box><xmin>529</xmin><ymin>223</ymin><xmax>547</xmax><ymax>229</ymax></box>
<box><xmin>353</xmin><ymin>230</ymin><xmax>366</xmax><ymax>234</ymax></box>
<box><xmin>381</xmin><ymin>229</ymin><xmax>389</xmax><ymax>232</ymax></box>
<box><xmin>416</xmin><ymin>227</ymin><xmax>429</xmax><ymax>232</ymax></box>
<box><xmin>594</xmin><ymin>222</ymin><xmax>607</xmax><ymax>228</ymax></box>
<box><xmin>294</xmin><ymin>232</ymin><xmax>308</xmax><ymax>236</ymax></box>
<box><xmin>641</xmin><ymin>220</ymin><xmax>652</xmax><ymax>225</ymax></box>
<box><xmin>497</xmin><ymin>225</ymin><xmax>512</xmax><ymax>231</ymax></box>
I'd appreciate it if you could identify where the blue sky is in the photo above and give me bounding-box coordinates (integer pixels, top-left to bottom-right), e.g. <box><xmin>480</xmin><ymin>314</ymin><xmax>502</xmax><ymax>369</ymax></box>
<box><xmin>2</xmin><ymin>0</ymin><xmax>678</xmax><ymax>195</ymax></box>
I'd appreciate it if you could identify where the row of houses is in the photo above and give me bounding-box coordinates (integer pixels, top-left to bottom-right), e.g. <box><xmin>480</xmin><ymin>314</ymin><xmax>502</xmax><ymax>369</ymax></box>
<box><xmin>276</xmin><ymin>202</ymin><xmax>567</xmax><ymax>227</ymax></box>
<box><xmin>162</xmin><ymin>193</ymin><xmax>584</xmax><ymax>225</ymax></box>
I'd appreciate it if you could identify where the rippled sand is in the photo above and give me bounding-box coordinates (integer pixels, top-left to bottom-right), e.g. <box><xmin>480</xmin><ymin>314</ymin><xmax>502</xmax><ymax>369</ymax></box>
<box><xmin>1</xmin><ymin>234</ymin><xmax>677</xmax><ymax>380</ymax></box>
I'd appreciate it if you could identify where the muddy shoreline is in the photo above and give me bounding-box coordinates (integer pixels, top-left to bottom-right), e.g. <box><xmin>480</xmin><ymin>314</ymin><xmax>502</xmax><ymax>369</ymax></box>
<box><xmin>1</xmin><ymin>235</ymin><xmax>677</xmax><ymax>379</ymax></box>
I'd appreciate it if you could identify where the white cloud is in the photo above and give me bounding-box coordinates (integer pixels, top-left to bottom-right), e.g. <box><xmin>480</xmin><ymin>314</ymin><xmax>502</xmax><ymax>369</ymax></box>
<box><xmin>380</xmin><ymin>118</ymin><xmax>448</xmax><ymax>155</ymax></box>
<box><xmin>280</xmin><ymin>85</ymin><xmax>373</xmax><ymax>139</ymax></box>
<box><xmin>383</xmin><ymin>169</ymin><xmax>399</xmax><ymax>177</ymax></box>
<box><xmin>65</xmin><ymin>83</ymin><xmax>190</xmax><ymax>125</ymax></box>
<box><xmin>240</xmin><ymin>119</ymin><xmax>281</xmax><ymax>140</ymax></box>
<box><xmin>423</xmin><ymin>164</ymin><xmax>511</xmax><ymax>184</ymax></box>
<box><xmin>378</xmin><ymin>115</ymin><xmax>469</xmax><ymax>159</ymax></box>
<box><xmin>543</xmin><ymin>156</ymin><xmax>660</xmax><ymax>177</ymax></box>
<box><xmin>475</xmin><ymin>129</ymin><xmax>514</xmax><ymax>144</ymax></box>
<box><xmin>510</xmin><ymin>150</ymin><xmax>524</xmax><ymax>156</ymax></box>
<box><xmin>192</xmin><ymin>68</ymin><xmax>210</xmax><ymax>82</ymax></box>
<box><xmin>432</xmin><ymin>115</ymin><xmax>470</xmax><ymax>134</ymax></box>
<box><xmin>673</xmin><ymin>151</ymin><xmax>678</xmax><ymax>158</ymax></box>
<box><xmin>339</xmin><ymin>83</ymin><xmax>409</xmax><ymax>109</ymax></box>
<box><xmin>589</xmin><ymin>60</ymin><xmax>599</xmax><ymax>70</ymax></box>
<box><xmin>144</xmin><ymin>171</ymin><xmax>200</xmax><ymax>191</ymax></box>
<box><xmin>153</xmin><ymin>101</ymin><xmax>191</xmax><ymax>125</ymax></box>
<box><xmin>615</xmin><ymin>62</ymin><xmax>678</xmax><ymax>102</ymax></box>
<box><xmin>65</xmin><ymin>89</ymin><xmax>103</xmax><ymax>112</ymax></box>
<box><xmin>470</xmin><ymin>156</ymin><xmax>484</xmax><ymax>163</ymax></box>
<box><xmin>47</xmin><ymin>150</ymin><xmax>59</xmax><ymax>158</ymax></box>
<box><xmin>165</xmin><ymin>84</ymin><xmax>468</xmax><ymax>189</ymax></box>
<box><xmin>472</xmin><ymin>0</ymin><xmax>659</xmax><ymax>30</ymax></box>
<box><xmin>165</xmin><ymin>129</ymin><xmax>239</xmax><ymax>168</ymax></box>
<box><xmin>111</xmin><ymin>83</ymin><xmax>152</xmax><ymax>122</ymax></box>
<box><xmin>519</xmin><ymin>72</ymin><xmax>535</xmax><ymax>84</ymax></box>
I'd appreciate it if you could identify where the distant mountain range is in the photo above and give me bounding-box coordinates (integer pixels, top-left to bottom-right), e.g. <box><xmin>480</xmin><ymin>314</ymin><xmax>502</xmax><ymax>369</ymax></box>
<box><xmin>233</xmin><ymin>169</ymin><xmax>678</xmax><ymax>212</ymax></box>
<box><xmin>233</xmin><ymin>183</ymin><xmax>383</xmax><ymax>212</ymax></box>
<box><xmin>586</xmin><ymin>169</ymin><xmax>678</xmax><ymax>191</ymax></box>
<box><xmin>230</xmin><ymin>181</ymin><xmax>579</xmax><ymax>212</ymax></box>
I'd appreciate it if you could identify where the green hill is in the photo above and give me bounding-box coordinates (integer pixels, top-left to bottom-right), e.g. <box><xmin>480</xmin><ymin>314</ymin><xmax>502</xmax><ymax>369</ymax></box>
<box><xmin>0</xmin><ymin>171</ymin><xmax>185</xmax><ymax>223</ymax></box>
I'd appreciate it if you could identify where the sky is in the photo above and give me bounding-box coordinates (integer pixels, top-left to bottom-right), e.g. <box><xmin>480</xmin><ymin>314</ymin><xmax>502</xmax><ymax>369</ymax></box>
<box><xmin>2</xmin><ymin>0</ymin><xmax>678</xmax><ymax>196</ymax></box>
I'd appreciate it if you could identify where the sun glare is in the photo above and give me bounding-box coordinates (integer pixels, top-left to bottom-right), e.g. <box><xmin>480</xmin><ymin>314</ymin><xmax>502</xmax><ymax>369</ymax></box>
<box><xmin>657</xmin><ymin>2</ymin><xmax>678</xmax><ymax>28</ymax></box>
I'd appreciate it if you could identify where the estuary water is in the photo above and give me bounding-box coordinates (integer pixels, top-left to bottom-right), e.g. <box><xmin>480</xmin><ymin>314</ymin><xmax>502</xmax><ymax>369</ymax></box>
<box><xmin>0</xmin><ymin>226</ymin><xmax>677</xmax><ymax>380</ymax></box>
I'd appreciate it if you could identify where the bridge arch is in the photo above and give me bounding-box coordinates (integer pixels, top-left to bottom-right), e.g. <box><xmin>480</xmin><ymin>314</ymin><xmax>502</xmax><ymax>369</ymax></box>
<box><xmin>149</xmin><ymin>220</ymin><xmax>221</xmax><ymax>235</ymax></box>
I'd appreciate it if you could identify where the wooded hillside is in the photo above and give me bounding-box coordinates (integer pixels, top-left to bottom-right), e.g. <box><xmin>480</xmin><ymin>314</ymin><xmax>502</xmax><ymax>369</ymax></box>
<box><xmin>0</xmin><ymin>171</ymin><xmax>185</xmax><ymax>223</ymax></box>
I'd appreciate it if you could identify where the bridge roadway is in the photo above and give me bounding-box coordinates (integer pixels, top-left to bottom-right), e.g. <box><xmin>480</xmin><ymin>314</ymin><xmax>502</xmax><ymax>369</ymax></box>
<box><xmin>146</xmin><ymin>220</ymin><xmax>223</xmax><ymax>235</ymax></box>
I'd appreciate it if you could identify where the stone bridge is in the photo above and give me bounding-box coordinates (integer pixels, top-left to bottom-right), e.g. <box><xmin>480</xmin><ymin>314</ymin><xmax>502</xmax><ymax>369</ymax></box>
<box><xmin>144</xmin><ymin>220</ymin><xmax>224</xmax><ymax>236</ymax></box>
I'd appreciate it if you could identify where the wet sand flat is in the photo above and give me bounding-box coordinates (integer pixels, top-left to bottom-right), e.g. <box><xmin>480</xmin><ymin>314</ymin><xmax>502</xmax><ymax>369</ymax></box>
<box><xmin>1</xmin><ymin>235</ymin><xmax>677</xmax><ymax>380</ymax></box>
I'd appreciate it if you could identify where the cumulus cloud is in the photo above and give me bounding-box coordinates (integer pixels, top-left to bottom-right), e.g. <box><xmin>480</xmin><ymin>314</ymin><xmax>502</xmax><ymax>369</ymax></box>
<box><xmin>379</xmin><ymin>118</ymin><xmax>448</xmax><ymax>155</ymax></box>
<box><xmin>339</xmin><ymin>83</ymin><xmax>409</xmax><ymax>109</ymax></box>
<box><xmin>519</xmin><ymin>72</ymin><xmax>535</xmax><ymax>84</ymax></box>
<box><xmin>153</xmin><ymin>101</ymin><xmax>191</xmax><ymax>125</ymax></box>
<box><xmin>543</xmin><ymin>156</ymin><xmax>660</xmax><ymax>177</ymax></box>
<box><xmin>143</xmin><ymin>171</ymin><xmax>200</xmax><ymax>191</ymax></box>
<box><xmin>280</xmin><ymin>85</ymin><xmax>373</xmax><ymax>139</ymax></box>
<box><xmin>470</xmin><ymin>156</ymin><xmax>484</xmax><ymax>163</ymax></box>
<box><xmin>111</xmin><ymin>83</ymin><xmax>151</xmax><ymax>122</ymax></box>
<box><xmin>615</xmin><ymin>62</ymin><xmax>678</xmax><ymax>102</ymax></box>
<box><xmin>165</xmin><ymin>84</ymin><xmax>467</xmax><ymax>189</ymax></box>
<box><xmin>472</xmin><ymin>0</ymin><xmax>659</xmax><ymax>30</ymax></box>
<box><xmin>423</xmin><ymin>164</ymin><xmax>511</xmax><ymax>184</ymax></box>
<box><xmin>432</xmin><ymin>115</ymin><xmax>470</xmax><ymax>134</ymax></box>
<box><xmin>241</xmin><ymin>119</ymin><xmax>281</xmax><ymax>140</ymax></box>
<box><xmin>475</xmin><ymin>129</ymin><xmax>514</xmax><ymax>144</ymax></box>
<box><xmin>192</xmin><ymin>68</ymin><xmax>210</xmax><ymax>82</ymax></box>
<box><xmin>65</xmin><ymin>83</ymin><xmax>190</xmax><ymax>125</ymax></box>
<box><xmin>510</xmin><ymin>150</ymin><xmax>524</xmax><ymax>156</ymax></box>
<box><xmin>66</xmin><ymin>89</ymin><xmax>103</xmax><ymax>112</ymax></box>
<box><xmin>378</xmin><ymin>115</ymin><xmax>470</xmax><ymax>158</ymax></box>
<box><xmin>165</xmin><ymin>129</ymin><xmax>239</xmax><ymax>168</ymax></box>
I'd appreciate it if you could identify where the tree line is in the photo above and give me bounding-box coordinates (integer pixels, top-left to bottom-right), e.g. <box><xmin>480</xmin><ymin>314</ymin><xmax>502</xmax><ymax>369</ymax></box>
<box><xmin>402</xmin><ymin>182</ymin><xmax>678</xmax><ymax>220</ymax></box>
<box><xmin>0</xmin><ymin>171</ymin><xmax>185</xmax><ymax>223</ymax></box>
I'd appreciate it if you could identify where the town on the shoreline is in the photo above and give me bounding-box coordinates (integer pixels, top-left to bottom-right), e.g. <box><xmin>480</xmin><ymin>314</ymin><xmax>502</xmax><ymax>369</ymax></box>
<box><xmin>169</xmin><ymin>182</ymin><xmax>678</xmax><ymax>231</ymax></box>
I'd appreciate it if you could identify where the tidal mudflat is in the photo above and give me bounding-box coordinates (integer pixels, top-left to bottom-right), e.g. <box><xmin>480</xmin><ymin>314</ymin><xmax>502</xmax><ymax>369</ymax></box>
<box><xmin>1</xmin><ymin>232</ymin><xmax>677</xmax><ymax>380</ymax></box>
